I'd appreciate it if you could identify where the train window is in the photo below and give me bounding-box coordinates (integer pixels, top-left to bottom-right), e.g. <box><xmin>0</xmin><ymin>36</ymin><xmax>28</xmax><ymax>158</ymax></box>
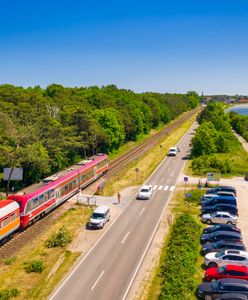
<box><xmin>10</xmin><ymin>212</ymin><xmax>16</xmax><ymax>222</ymax></box>
<box><xmin>69</xmin><ymin>182</ymin><xmax>72</xmax><ymax>191</ymax></box>
<box><xmin>1</xmin><ymin>216</ymin><xmax>9</xmax><ymax>227</ymax></box>
<box><xmin>49</xmin><ymin>189</ymin><xmax>55</xmax><ymax>199</ymax></box>
<box><xmin>65</xmin><ymin>185</ymin><xmax>68</xmax><ymax>194</ymax></box>
<box><xmin>72</xmin><ymin>180</ymin><xmax>77</xmax><ymax>188</ymax></box>
<box><xmin>44</xmin><ymin>192</ymin><xmax>49</xmax><ymax>201</ymax></box>
<box><xmin>33</xmin><ymin>197</ymin><xmax>39</xmax><ymax>209</ymax></box>
<box><xmin>26</xmin><ymin>201</ymin><xmax>31</xmax><ymax>213</ymax></box>
<box><xmin>39</xmin><ymin>194</ymin><xmax>45</xmax><ymax>205</ymax></box>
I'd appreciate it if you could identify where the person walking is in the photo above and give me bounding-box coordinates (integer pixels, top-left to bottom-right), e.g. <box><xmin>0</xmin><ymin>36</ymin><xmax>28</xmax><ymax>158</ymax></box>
<box><xmin>117</xmin><ymin>192</ymin><xmax>121</xmax><ymax>204</ymax></box>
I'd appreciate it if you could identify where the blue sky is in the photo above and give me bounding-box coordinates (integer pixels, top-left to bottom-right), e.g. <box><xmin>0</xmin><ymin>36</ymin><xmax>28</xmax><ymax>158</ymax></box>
<box><xmin>1</xmin><ymin>0</ymin><xmax>248</xmax><ymax>94</ymax></box>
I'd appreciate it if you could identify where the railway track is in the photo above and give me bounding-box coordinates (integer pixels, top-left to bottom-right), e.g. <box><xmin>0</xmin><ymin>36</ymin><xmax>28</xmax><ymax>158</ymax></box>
<box><xmin>0</xmin><ymin>108</ymin><xmax>200</xmax><ymax>259</ymax></box>
<box><xmin>107</xmin><ymin>107</ymin><xmax>200</xmax><ymax>176</ymax></box>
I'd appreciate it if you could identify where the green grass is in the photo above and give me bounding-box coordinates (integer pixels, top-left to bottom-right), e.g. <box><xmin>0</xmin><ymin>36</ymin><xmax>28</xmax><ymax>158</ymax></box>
<box><xmin>145</xmin><ymin>189</ymin><xmax>206</xmax><ymax>300</ymax></box>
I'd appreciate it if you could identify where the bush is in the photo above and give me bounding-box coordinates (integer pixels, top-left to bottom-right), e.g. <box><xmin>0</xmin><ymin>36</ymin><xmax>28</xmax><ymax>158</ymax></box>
<box><xmin>0</xmin><ymin>288</ymin><xmax>19</xmax><ymax>300</ymax></box>
<box><xmin>45</xmin><ymin>226</ymin><xmax>72</xmax><ymax>248</ymax></box>
<box><xmin>185</xmin><ymin>189</ymin><xmax>205</xmax><ymax>205</ymax></box>
<box><xmin>159</xmin><ymin>214</ymin><xmax>201</xmax><ymax>299</ymax></box>
<box><xmin>24</xmin><ymin>260</ymin><xmax>44</xmax><ymax>273</ymax></box>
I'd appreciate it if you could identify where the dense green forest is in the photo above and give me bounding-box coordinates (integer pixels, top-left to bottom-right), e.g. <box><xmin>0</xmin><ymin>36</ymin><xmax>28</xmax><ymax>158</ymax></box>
<box><xmin>191</xmin><ymin>101</ymin><xmax>248</xmax><ymax>175</ymax></box>
<box><xmin>0</xmin><ymin>84</ymin><xmax>199</xmax><ymax>188</ymax></box>
<box><xmin>229</xmin><ymin>112</ymin><xmax>248</xmax><ymax>141</ymax></box>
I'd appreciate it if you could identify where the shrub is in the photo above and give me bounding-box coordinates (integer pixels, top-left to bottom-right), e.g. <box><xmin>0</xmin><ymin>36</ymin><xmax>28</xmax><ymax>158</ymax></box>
<box><xmin>3</xmin><ymin>256</ymin><xmax>17</xmax><ymax>265</ymax></box>
<box><xmin>185</xmin><ymin>189</ymin><xmax>205</xmax><ymax>205</ymax></box>
<box><xmin>159</xmin><ymin>214</ymin><xmax>201</xmax><ymax>299</ymax></box>
<box><xmin>24</xmin><ymin>260</ymin><xmax>44</xmax><ymax>273</ymax></box>
<box><xmin>45</xmin><ymin>226</ymin><xmax>72</xmax><ymax>248</ymax></box>
<box><xmin>0</xmin><ymin>288</ymin><xmax>19</xmax><ymax>300</ymax></box>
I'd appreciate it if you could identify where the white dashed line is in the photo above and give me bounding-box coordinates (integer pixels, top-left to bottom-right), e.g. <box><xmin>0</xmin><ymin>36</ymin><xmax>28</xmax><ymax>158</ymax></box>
<box><xmin>121</xmin><ymin>232</ymin><xmax>130</xmax><ymax>244</ymax></box>
<box><xmin>153</xmin><ymin>185</ymin><xmax>157</xmax><ymax>190</ymax></box>
<box><xmin>169</xmin><ymin>186</ymin><xmax>175</xmax><ymax>191</ymax></box>
<box><xmin>91</xmin><ymin>270</ymin><xmax>105</xmax><ymax>290</ymax></box>
<box><xmin>158</xmin><ymin>185</ymin><xmax>163</xmax><ymax>190</ymax></box>
<box><xmin>164</xmin><ymin>185</ymin><xmax>169</xmax><ymax>191</ymax></box>
<box><xmin>139</xmin><ymin>207</ymin><xmax>146</xmax><ymax>216</ymax></box>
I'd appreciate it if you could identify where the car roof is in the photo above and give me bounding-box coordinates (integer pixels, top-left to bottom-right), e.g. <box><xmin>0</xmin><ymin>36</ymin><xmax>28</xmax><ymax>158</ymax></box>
<box><xmin>169</xmin><ymin>147</ymin><xmax>177</xmax><ymax>150</ymax></box>
<box><xmin>216</xmin><ymin>294</ymin><xmax>248</xmax><ymax>300</ymax></box>
<box><xmin>93</xmin><ymin>205</ymin><xmax>110</xmax><ymax>213</ymax></box>
<box><xmin>225</xmin><ymin>265</ymin><xmax>248</xmax><ymax>272</ymax></box>
<box><xmin>220</xmin><ymin>278</ymin><xmax>248</xmax><ymax>286</ymax></box>
<box><xmin>140</xmin><ymin>185</ymin><xmax>151</xmax><ymax>189</ymax></box>
<box><xmin>213</xmin><ymin>211</ymin><xmax>234</xmax><ymax>215</ymax></box>
<box><xmin>223</xmin><ymin>250</ymin><xmax>248</xmax><ymax>256</ymax></box>
<box><xmin>216</xmin><ymin>240</ymin><xmax>243</xmax><ymax>245</ymax></box>
<box><xmin>211</xmin><ymin>230</ymin><xmax>241</xmax><ymax>237</ymax></box>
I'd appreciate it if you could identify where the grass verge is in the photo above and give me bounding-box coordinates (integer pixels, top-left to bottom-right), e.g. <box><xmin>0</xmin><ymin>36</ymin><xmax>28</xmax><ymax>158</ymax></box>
<box><xmin>145</xmin><ymin>188</ymin><xmax>206</xmax><ymax>300</ymax></box>
<box><xmin>0</xmin><ymin>205</ymin><xmax>92</xmax><ymax>300</ymax></box>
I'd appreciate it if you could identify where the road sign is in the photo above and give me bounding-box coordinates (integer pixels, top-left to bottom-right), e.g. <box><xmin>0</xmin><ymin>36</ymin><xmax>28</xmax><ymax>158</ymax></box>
<box><xmin>206</xmin><ymin>172</ymin><xmax>220</xmax><ymax>182</ymax></box>
<box><xmin>184</xmin><ymin>176</ymin><xmax>188</xmax><ymax>182</ymax></box>
<box><xmin>4</xmin><ymin>168</ymin><xmax>23</xmax><ymax>181</ymax></box>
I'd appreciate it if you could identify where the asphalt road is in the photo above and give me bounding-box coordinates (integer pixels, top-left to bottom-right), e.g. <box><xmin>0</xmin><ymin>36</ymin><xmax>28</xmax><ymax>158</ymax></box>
<box><xmin>50</xmin><ymin>122</ymin><xmax>198</xmax><ymax>300</ymax></box>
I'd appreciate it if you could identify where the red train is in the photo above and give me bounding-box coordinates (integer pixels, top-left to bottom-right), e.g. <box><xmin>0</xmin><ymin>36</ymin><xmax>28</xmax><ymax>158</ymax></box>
<box><xmin>0</xmin><ymin>154</ymin><xmax>108</xmax><ymax>243</ymax></box>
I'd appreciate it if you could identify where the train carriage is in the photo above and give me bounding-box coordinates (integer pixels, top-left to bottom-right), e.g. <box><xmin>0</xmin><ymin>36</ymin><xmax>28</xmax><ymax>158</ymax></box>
<box><xmin>0</xmin><ymin>200</ymin><xmax>20</xmax><ymax>243</ymax></box>
<box><xmin>8</xmin><ymin>154</ymin><xmax>108</xmax><ymax>228</ymax></box>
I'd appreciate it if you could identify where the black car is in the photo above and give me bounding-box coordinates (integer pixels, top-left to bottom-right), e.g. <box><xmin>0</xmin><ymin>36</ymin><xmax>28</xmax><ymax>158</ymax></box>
<box><xmin>202</xmin><ymin>197</ymin><xmax>237</xmax><ymax>208</ymax></box>
<box><xmin>214</xmin><ymin>293</ymin><xmax>248</xmax><ymax>300</ymax></box>
<box><xmin>207</xmin><ymin>186</ymin><xmax>237</xmax><ymax>197</ymax></box>
<box><xmin>201</xmin><ymin>204</ymin><xmax>238</xmax><ymax>216</ymax></box>
<box><xmin>197</xmin><ymin>278</ymin><xmax>248</xmax><ymax>299</ymax></box>
<box><xmin>200</xmin><ymin>230</ymin><xmax>242</xmax><ymax>244</ymax></box>
<box><xmin>201</xmin><ymin>240</ymin><xmax>246</xmax><ymax>255</ymax></box>
<box><xmin>203</xmin><ymin>224</ymin><xmax>240</xmax><ymax>235</ymax></box>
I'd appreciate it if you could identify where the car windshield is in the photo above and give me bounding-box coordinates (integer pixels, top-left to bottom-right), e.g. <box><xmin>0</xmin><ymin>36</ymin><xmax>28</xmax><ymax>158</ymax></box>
<box><xmin>216</xmin><ymin>251</ymin><xmax>225</xmax><ymax>258</ymax></box>
<box><xmin>91</xmin><ymin>213</ymin><xmax>104</xmax><ymax>219</ymax></box>
<box><xmin>218</xmin><ymin>266</ymin><xmax>226</xmax><ymax>273</ymax></box>
<box><xmin>141</xmin><ymin>188</ymin><xmax>149</xmax><ymax>193</ymax></box>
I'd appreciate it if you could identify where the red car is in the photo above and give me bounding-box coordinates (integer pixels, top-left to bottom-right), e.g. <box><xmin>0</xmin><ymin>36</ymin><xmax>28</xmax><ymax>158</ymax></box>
<box><xmin>205</xmin><ymin>265</ymin><xmax>248</xmax><ymax>281</ymax></box>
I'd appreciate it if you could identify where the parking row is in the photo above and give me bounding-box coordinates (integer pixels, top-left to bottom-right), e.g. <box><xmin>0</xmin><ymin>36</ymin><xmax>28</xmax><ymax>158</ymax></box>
<box><xmin>196</xmin><ymin>186</ymin><xmax>248</xmax><ymax>300</ymax></box>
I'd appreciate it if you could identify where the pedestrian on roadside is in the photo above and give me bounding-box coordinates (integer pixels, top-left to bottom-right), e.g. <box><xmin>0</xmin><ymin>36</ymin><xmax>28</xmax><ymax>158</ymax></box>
<box><xmin>117</xmin><ymin>192</ymin><xmax>121</xmax><ymax>204</ymax></box>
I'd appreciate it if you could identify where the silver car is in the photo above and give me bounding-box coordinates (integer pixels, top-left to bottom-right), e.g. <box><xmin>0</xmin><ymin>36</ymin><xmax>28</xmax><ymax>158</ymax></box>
<box><xmin>204</xmin><ymin>250</ymin><xmax>248</xmax><ymax>268</ymax></box>
<box><xmin>201</xmin><ymin>211</ymin><xmax>238</xmax><ymax>225</ymax></box>
<box><xmin>137</xmin><ymin>185</ymin><xmax>153</xmax><ymax>200</ymax></box>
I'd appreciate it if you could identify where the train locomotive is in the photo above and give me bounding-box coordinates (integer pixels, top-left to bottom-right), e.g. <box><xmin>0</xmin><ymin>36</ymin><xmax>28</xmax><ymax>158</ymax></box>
<box><xmin>0</xmin><ymin>154</ymin><xmax>108</xmax><ymax>243</ymax></box>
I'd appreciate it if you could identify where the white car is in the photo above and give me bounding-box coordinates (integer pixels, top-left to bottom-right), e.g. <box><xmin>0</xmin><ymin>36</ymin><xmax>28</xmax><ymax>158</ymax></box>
<box><xmin>168</xmin><ymin>147</ymin><xmax>180</xmax><ymax>156</ymax></box>
<box><xmin>201</xmin><ymin>211</ymin><xmax>238</xmax><ymax>225</ymax></box>
<box><xmin>137</xmin><ymin>185</ymin><xmax>153</xmax><ymax>200</ymax></box>
<box><xmin>204</xmin><ymin>250</ymin><xmax>248</xmax><ymax>268</ymax></box>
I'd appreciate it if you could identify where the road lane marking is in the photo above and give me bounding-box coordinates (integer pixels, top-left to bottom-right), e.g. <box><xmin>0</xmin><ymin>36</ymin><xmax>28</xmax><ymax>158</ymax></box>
<box><xmin>139</xmin><ymin>207</ymin><xmax>146</xmax><ymax>216</ymax></box>
<box><xmin>160</xmin><ymin>177</ymin><xmax>165</xmax><ymax>182</ymax></box>
<box><xmin>169</xmin><ymin>186</ymin><xmax>175</xmax><ymax>191</ymax></box>
<box><xmin>164</xmin><ymin>185</ymin><xmax>169</xmax><ymax>191</ymax></box>
<box><xmin>121</xmin><ymin>232</ymin><xmax>130</xmax><ymax>244</ymax></box>
<box><xmin>91</xmin><ymin>270</ymin><xmax>105</xmax><ymax>290</ymax></box>
<box><xmin>158</xmin><ymin>185</ymin><xmax>163</xmax><ymax>190</ymax></box>
<box><xmin>153</xmin><ymin>185</ymin><xmax>157</xmax><ymax>190</ymax></box>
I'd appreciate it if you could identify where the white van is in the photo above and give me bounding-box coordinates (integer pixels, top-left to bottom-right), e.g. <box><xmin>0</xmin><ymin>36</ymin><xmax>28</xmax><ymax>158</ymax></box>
<box><xmin>89</xmin><ymin>205</ymin><xmax>110</xmax><ymax>229</ymax></box>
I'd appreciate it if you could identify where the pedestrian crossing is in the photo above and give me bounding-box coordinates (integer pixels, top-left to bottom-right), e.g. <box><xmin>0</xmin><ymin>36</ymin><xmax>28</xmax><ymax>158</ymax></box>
<box><xmin>152</xmin><ymin>185</ymin><xmax>175</xmax><ymax>192</ymax></box>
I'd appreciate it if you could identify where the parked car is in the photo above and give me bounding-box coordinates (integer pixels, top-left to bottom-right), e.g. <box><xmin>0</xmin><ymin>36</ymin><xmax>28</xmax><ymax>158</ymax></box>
<box><xmin>205</xmin><ymin>265</ymin><xmax>248</xmax><ymax>282</ymax></box>
<box><xmin>201</xmin><ymin>211</ymin><xmax>238</xmax><ymax>225</ymax></box>
<box><xmin>204</xmin><ymin>250</ymin><xmax>248</xmax><ymax>269</ymax></box>
<box><xmin>202</xmin><ymin>197</ymin><xmax>237</xmax><ymax>208</ymax></box>
<box><xmin>136</xmin><ymin>185</ymin><xmax>153</xmax><ymax>200</ymax></box>
<box><xmin>203</xmin><ymin>224</ymin><xmax>240</xmax><ymax>235</ymax></box>
<box><xmin>214</xmin><ymin>294</ymin><xmax>248</xmax><ymax>300</ymax></box>
<box><xmin>201</xmin><ymin>204</ymin><xmax>238</xmax><ymax>216</ymax></box>
<box><xmin>200</xmin><ymin>231</ymin><xmax>242</xmax><ymax>244</ymax></box>
<box><xmin>215</xmin><ymin>191</ymin><xmax>236</xmax><ymax>198</ymax></box>
<box><xmin>197</xmin><ymin>278</ymin><xmax>248</xmax><ymax>299</ymax></box>
<box><xmin>202</xmin><ymin>240</ymin><xmax>246</xmax><ymax>255</ymax></box>
<box><xmin>207</xmin><ymin>186</ymin><xmax>237</xmax><ymax>197</ymax></box>
<box><xmin>89</xmin><ymin>205</ymin><xmax>110</xmax><ymax>229</ymax></box>
<box><xmin>202</xmin><ymin>194</ymin><xmax>236</xmax><ymax>204</ymax></box>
